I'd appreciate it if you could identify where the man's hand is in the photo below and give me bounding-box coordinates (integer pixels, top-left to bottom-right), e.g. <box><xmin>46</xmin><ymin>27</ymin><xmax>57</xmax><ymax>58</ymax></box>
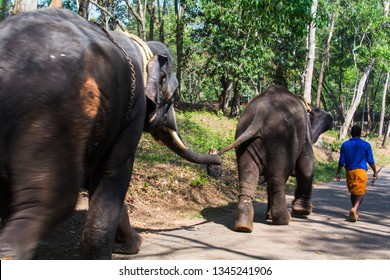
<box><xmin>371</xmin><ymin>167</ymin><xmax>382</xmax><ymax>185</ymax></box>
<box><xmin>336</xmin><ymin>165</ymin><xmax>343</xmax><ymax>182</ymax></box>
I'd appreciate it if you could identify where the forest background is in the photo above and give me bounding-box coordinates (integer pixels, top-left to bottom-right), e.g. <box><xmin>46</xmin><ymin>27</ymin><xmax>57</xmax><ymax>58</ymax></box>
<box><xmin>1</xmin><ymin>0</ymin><xmax>390</xmax><ymax>142</ymax></box>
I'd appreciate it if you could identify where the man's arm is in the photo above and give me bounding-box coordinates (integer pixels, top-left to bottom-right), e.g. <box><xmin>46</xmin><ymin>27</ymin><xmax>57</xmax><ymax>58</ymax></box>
<box><xmin>369</xmin><ymin>163</ymin><xmax>378</xmax><ymax>179</ymax></box>
<box><xmin>367</xmin><ymin>143</ymin><xmax>378</xmax><ymax>179</ymax></box>
<box><xmin>336</xmin><ymin>165</ymin><xmax>343</xmax><ymax>182</ymax></box>
<box><xmin>336</xmin><ymin>144</ymin><xmax>345</xmax><ymax>182</ymax></box>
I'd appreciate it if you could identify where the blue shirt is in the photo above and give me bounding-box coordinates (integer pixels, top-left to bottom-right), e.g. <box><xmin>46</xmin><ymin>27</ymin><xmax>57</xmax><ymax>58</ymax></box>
<box><xmin>338</xmin><ymin>138</ymin><xmax>375</xmax><ymax>171</ymax></box>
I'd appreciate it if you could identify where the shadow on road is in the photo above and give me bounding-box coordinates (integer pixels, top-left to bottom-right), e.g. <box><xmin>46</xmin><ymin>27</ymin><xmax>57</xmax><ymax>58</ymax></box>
<box><xmin>33</xmin><ymin>168</ymin><xmax>389</xmax><ymax>260</ymax></box>
<box><xmin>34</xmin><ymin>210</ymin><xmax>87</xmax><ymax>260</ymax></box>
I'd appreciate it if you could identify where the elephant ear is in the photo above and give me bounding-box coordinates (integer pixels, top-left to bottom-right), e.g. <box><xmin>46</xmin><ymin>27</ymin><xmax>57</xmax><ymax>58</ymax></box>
<box><xmin>145</xmin><ymin>54</ymin><xmax>168</xmax><ymax>104</ymax></box>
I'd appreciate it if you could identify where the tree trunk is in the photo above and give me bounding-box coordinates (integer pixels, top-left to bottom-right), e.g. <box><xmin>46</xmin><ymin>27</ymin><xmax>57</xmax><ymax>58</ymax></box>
<box><xmin>175</xmin><ymin>0</ymin><xmax>184</xmax><ymax>99</ymax></box>
<box><xmin>339</xmin><ymin>57</ymin><xmax>375</xmax><ymax>139</ymax></box>
<box><xmin>379</xmin><ymin>72</ymin><xmax>389</xmax><ymax>136</ymax></box>
<box><xmin>137</xmin><ymin>1</ymin><xmax>146</xmax><ymax>40</ymax></box>
<box><xmin>302</xmin><ymin>0</ymin><xmax>318</xmax><ymax>103</ymax></box>
<box><xmin>12</xmin><ymin>0</ymin><xmax>37</xmax><ymax>14</ymax></box>
<box><xmin>322</xmin><ymin>75</ymin><xmax>344</xmax><ymax>124</ymax></box>
<box><xmin>380</xmin><ymin>1</ymin><xmax>390</xmax><ymax>137</ymax></box>
<box><xmin>78</xmin><ymin>0</ymin><xmax>89</xmax><ymax>19</ymax></box>
<box><xmin>148</xmin><ymin>0</ymin><xmax>156</xmax><ymax>41</ymax></box>
<box><xmin>125</xmin><ymin>0</ymin><xmax>147</xmax><ymax>40</ymax></box>
<box><xmin>382</xmin><ymin>121</ymin><xmax>390</xmax><ymax>147</ymax></box>
<box><xmin>219</xmin><ymin>78</ymin><xmax>233</xmax><ymax>114</ymax></box>
<box><xmin>158</xmin><ymin>0</ymin><xmax>166</xmax><ymax>43</ymax></box>
<box><xmin>316</xmin><ymin>12</ymin><xmax>335</xmax><ymax>108</ymax></box>
<box><xmin>230</xmin><ymin>82</ymin><xmax>240</xmax><ymax>117</ymax></box>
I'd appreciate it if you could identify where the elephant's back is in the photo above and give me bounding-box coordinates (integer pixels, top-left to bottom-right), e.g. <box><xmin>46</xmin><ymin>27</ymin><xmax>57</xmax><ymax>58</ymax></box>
<box><xmin>0</xmin><ymin>8</ymin><xmax>138</xmax><ymax>172</ymax></box>
<box><xmin>250</xmin><ymin>85</ymin><xmax>304</xmax><ymax>115</ymax></box>
<box><xmin>237</xmin><ymin>85</ymin><xmax>308</xmax><ymax>140</ymax></box>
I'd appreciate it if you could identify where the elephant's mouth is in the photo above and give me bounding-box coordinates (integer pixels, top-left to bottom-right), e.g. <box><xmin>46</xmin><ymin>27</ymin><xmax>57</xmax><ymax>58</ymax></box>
<box><xmin>149</xmin><ymin>112</ymin><xmax>188</xmax><ymax>151</ymax></box>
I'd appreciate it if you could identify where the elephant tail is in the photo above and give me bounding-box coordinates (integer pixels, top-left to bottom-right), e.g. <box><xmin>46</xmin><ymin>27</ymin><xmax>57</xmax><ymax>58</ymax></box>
<box><xmin>218</xmin><ymin>123</ymin><xmax>259</xmax><ymax>155</ymax></box>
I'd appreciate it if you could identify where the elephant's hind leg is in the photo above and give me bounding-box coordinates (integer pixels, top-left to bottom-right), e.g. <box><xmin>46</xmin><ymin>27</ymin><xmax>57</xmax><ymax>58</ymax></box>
<box><xmin>234</xmin><ymin>193</ymin><xmax>255</xmax><ymax>233</ymax></box>
<box><xmin>0</xmin><ymin>146</ymin><xmax>81</xmax><ymax>259</ymax></box>
<box><xmin>234</xmin><ymin>145</ymin><xmax>259</xmax><ymax>233</ymax></box>
<box><xmin>267</xmin><ymin>183</ymin><xmax>292</xmax><ymax>225</ymax></box>
<box><xmin>266</xmin><ymin>171</ymin><xmax>292</xmax><ymax>225</ymax></box>
<box><xmin>292</xmin><ymin>143</ymin><xmax>314</xmax><ymax>216</ymax></box>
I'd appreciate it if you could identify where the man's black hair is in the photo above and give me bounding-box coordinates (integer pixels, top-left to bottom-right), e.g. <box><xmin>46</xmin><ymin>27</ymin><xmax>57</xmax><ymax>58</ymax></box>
<box><xmin>351</xmin><ymin>125</ymin><xmax>362</xmax><ymax>137</ymax></box>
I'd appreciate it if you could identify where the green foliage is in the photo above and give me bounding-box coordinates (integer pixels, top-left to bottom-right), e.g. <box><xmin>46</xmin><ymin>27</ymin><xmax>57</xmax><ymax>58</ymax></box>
<box><xmin>176</xmin><ymin>111</ymin><xmax>236</xmax><ymax>151</ymax></box>
<box><xmin>0</xmin><ymin>0</ymin><xmax>11</xmax><ymax>19</ymax></box>
<box><xmin>314</xmin><ymin>160</ymin><xmax>339</xmax><ymax>182</ymax></box>
<box><xmin>190</xmin><ymin>175</ymin><xmax>209</xmax><ymax>188</ymax></box>
<box><xmin>313</xmin><ymin>0</ymin><xmax>390</xmax><ymax>133</ymax></box>
<box><xmin>183</xmin><ymin>0</ymin><xmax>314</xmax><ymax>102</ymax></box>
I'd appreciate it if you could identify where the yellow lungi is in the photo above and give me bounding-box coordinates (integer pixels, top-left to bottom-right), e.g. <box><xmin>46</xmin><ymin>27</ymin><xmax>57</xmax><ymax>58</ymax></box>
<box><xmin>346</xmin><ymin>169</ymin><xmax>368</xmax><ymax>195</ymax></box>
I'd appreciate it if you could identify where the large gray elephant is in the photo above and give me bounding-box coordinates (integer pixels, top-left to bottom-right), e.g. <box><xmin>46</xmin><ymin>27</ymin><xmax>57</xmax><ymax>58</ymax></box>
<box><xmin>0</xmin><ymin>8</ymin><xmax>221</xmax><ymax>259</ymax></box>
<box><xmin>218</xmin><ymin>85</ymin><xmax>333</xmax><ymax>232</ymax></box>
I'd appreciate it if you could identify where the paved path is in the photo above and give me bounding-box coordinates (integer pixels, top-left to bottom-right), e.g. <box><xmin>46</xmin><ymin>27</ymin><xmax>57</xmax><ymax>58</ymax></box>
<box><xmin>116</xmin><ymin>168</ymin><xmax>390</xmax><ymax>260</ymax></box>
<box><xmin>35</xmin><ymin>168</ymin><xmax>389</xmax><ymax>260</ymax></box>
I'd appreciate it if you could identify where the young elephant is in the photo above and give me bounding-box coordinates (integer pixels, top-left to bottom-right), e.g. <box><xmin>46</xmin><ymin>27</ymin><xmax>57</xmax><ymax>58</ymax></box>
<box><xmin>0</xmin><ymin>8</ymin><xmax>221</xmax><ymax>259</ymax></box>
<box><xmin>218</xmin><ymin>85</ymin><xmax>333</xmax><ymax>232</ymax></box>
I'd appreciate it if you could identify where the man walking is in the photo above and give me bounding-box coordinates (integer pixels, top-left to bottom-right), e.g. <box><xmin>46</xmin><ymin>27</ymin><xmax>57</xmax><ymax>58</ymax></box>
<box><xmin>336</xmin><ymin>125</ymin><xmax>378</xmax><ymax>222</ymax></box>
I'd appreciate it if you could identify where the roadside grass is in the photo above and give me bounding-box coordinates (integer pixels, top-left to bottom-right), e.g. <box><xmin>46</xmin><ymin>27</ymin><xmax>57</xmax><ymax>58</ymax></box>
<box><xmin>315</xmin><ymin>161</ymin><xmax>340</xmax><ymax>182</ymax></box>
<box><xmin>176</xmin><ymin>110</ymin><xmax>237</xmax><ymax>152</ymax></box>
<box><xmin>370</xmin><ymin>138</ymin><xmax>390</xmax><ymax>168</ymax></box>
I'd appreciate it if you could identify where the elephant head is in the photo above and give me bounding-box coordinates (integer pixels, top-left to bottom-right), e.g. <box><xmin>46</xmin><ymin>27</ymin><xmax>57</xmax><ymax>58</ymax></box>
<box><xmin>308</xmin><ymin>106</ymin><xmax>333</xmax><ymax>143</ymax></box>
<box><xmin>143</xmin><ymin>41</ymin><xmax>222</xmax><ymax>165</ymax></box>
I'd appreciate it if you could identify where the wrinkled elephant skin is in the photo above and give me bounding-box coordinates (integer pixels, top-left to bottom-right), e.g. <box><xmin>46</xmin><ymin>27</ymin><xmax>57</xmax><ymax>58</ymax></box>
<box><xmin>219</xmin><ymin>85</ymin><xmax>333</xmax><ymax>232</ymax></box>
<box><xmin>0</xmin><ymin>8</ymin><xmax>221</xmax><ymax>259</ymax></box>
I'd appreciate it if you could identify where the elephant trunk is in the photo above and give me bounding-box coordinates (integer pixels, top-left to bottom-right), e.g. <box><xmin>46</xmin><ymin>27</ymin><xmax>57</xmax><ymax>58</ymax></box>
<box><xmin>148</xmin><ymin>104</ymin><xmax>222</xmax><ymax>165</ymax></box>
<box><xmin>158</xmin><ymin>130</ymin><xmax>222</xmax><ymax>165</ymax></box>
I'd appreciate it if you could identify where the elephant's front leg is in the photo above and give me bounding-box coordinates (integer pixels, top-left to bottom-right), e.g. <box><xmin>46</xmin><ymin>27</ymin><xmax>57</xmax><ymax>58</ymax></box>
<box><xmin>234</xmin><ymin>146</ymin><xmax>260</xmax><ymax>233</ymax></box>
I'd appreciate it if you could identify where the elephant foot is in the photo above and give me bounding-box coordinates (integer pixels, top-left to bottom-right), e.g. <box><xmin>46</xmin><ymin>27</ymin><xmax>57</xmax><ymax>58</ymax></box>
<box><xmin>113</xmin><ymin>228</ymin><xmax>143</xmax><ymax>255</ymax></box>
<box><xmin>292</xmin><ymin>198</ymin><xmax>312</xmax><ymax>216</ymax></box>
<box><xmin>234</xmin><ymin>196</ymin><xmax>254</xmax><ymax>233</ymax></box>
<box><xmin>271</xmin><ymin>210</ymin><xmax>291</xmax><ymax>225</ymax></box>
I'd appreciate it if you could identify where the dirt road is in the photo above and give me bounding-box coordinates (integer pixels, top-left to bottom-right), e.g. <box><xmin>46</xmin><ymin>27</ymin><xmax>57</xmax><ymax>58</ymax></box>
<box><xmin>35</xmin><ymin>168</ymin><xmax>389</xmax><ymax>260</ymax></box>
